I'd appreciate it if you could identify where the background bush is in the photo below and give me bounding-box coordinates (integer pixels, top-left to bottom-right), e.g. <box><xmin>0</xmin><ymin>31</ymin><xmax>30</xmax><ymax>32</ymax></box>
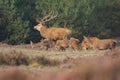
<box><xmin>0</xmin><ymin>0</ymin><xmax>120</xmax><ymax>44</ymax></box>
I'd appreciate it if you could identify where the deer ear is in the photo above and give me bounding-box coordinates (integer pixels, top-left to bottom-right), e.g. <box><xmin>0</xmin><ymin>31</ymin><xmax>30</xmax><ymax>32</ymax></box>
<box><xmin>83</xmin><ymin>36</ymin><xmax>89</xmax><ymax>42</ymax></box>
<box><xmin>83</xmin><ymin>36</ymin><xmax>92</xmax><ymax>45</ymax></box>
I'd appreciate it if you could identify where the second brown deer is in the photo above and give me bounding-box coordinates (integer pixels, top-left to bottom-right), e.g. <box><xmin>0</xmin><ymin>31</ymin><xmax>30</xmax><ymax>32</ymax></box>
<box><xmin>83</xmin><ymin>36</ymin><xmax>117</xmax><ymax>50</ymax></box>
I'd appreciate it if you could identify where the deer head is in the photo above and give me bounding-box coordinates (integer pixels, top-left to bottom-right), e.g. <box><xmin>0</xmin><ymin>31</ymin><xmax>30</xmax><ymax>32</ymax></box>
<box><xmin>34</xmin><ymin>11</ymin><xmax>57</xmax><ymax>31</ymax></box>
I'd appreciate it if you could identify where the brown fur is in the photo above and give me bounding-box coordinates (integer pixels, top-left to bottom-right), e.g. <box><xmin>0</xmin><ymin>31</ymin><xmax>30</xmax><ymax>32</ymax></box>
<box><xmin>55</xmin><ymin>40</ymin><xmax>69</xmax><ymax>51</ymax></box>
<box><xmin>83</xmin><ymin>36</ymin><xmax>117</xmax><ymax>50</ymax></box>
<box><xmin>34</xmin><ymin>23</ymin><xmax>71</xmax><ymax>40</ymax></box>
<box><xmin>30</xmin><ymin>39</ymin><xmax>55</xmax><ymax>50</ymax></box>
<box><xmin>92</xmin><ymin>39</ymin><xmax>117</xmax><ymax>50</ymax></box>
<box><xmin>55</xmin><ymin>37</ymin><xmax>80</xmax><ymax>51</ymax></box>
<box><xmin>70</xmin><ymin>37</ymin><xmax>80</xmax><ymax>50</ymax></box>
<box><xmin>81</xmin><ymin>37</ymin><xmax>99</xmax><ymax>50</ymax></box>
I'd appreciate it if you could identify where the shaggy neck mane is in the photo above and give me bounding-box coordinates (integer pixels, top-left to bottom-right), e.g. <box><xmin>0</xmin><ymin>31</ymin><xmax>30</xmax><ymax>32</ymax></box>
<box><xmin>40</xmin><ymin>24</ymin><xmax>48</xmax><ymax>38</ymax></box>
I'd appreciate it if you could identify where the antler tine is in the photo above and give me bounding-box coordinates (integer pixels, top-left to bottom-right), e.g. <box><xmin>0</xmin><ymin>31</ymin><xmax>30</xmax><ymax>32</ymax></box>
<box><xmin>35</xmin><ymin>18</ymin><xmax>41</xmax><ymax>23</ymax></box>
<box><xmin>41</xmin><ymin>11</ymin><xmax>53</xmax><ymax>22</ymax></box>
<box><xmin>42</xmin><ymin>11</ymin><xmax>58</xmax><ymax>23</ymax></box>
<box><xmin>51</xmin><ymin>11</ymin><xmax>58</xmax><ymax>18</ymax></box>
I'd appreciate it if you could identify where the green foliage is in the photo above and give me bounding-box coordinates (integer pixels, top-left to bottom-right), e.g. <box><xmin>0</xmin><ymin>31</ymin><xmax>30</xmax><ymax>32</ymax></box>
<box><xmin>0</xmin><ymin>0</ymin><xmax>30</xmax><ymax>44</ymax></box>
<box><xmin>0</xmin><ymin>0</ymin><xmax>120</xmax><ymax>44</ymax></box>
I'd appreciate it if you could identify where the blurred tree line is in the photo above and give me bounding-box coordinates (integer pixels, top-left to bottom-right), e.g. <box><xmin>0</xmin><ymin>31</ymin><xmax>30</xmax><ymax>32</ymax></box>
<box><xmin>0</xmin><ymin>0</ymin><xmax>120</xmax><ymax>44</ymax></box>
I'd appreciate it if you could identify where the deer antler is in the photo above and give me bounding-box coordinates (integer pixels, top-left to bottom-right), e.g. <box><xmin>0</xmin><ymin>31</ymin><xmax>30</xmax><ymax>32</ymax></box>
<box><xmin>36</xmin><ymin>11</ymin><xmax>58</xmax><ymax>23</ymax></box>
<box><xmin>41</xmin><ymin>11</ymin><xmax>58</xmax><ymax>23</ymax></box>
<box><xmin>35</xmin><ymin>18</ymin><xmax>41</xmax><ymax>23</ymax></box>
<box><xmin>41</xmin><ymin>11</ymin><xmax>53</xmax><ymax>22</ymax></box>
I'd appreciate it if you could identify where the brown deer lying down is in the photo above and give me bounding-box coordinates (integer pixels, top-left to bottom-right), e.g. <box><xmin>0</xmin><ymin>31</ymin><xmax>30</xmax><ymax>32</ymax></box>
<box><xmin>30</xmin><ymin>39</ymin><xmax>55</xmax><ymax>50</ymax></box>
<box><xmin>34</xmin><ymin>12</ymin><xmax>71</xmax><ymax>40</ymax></box>
<box><xmin>83</xmin><ymin>36</ymin><xmax>117</xmax><ymax>50</ymax></box>
<box><xmin>81</xmin><ymin>37</ymin><xmax>99</xmax><ymax>50</ymax></box>
<box><xmin>55</xmin><ymin>37</ymin><xmax>80</xmax><ymax>51</ymax></box>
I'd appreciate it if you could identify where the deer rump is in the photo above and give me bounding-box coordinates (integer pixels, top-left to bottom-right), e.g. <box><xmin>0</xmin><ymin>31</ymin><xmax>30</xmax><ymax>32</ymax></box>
<box><xmin>41</xmin><ymin>27</ymin><xmax>71</xmax><ymax>40</ymax></box>
<box><xmin>83</xmin><ymin>36</ymin><xmax>117</xmax><ymax>50</ymax></box>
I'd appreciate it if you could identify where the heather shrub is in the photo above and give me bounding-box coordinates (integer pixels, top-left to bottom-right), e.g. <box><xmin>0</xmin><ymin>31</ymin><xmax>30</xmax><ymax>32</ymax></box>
<box><xmin>33</xmin><ymin>56</ymin><xmax>60</xmax><ymax>66</ymax></box>
<box><xmin>0</xmin><ymin>50</ymin><xmax>29</xmax><ymax>65</ymax></box>
<box><xmin>0</xmin><ymin>50</ymin><xmax>60</xmax><ymax>66</ymax></box>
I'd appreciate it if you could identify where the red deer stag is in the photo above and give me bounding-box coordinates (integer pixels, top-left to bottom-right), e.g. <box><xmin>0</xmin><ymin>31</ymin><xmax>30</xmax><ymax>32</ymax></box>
<box><xmin>34</xmin><ymin>12</ymin><xmax>71</xmax><ymax>41</ymax></box>
<box><xmin>83</xmin><ymin>36</ymin><xmax>117</xmax><ymax>50</ymax></box>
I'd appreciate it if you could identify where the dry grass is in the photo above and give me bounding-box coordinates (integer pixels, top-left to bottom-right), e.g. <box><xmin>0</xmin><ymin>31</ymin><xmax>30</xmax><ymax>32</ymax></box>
<box><xmin>0</xmin><ymin>46</ymin><xmax>107</xmax><ymax>59</ymax></box>
<box><xmin>0</xmin><ymin>45</ymin><xmax>120</xmax><ymax>80</ymax></box>
<box><xmin>0</xmin><ymin>49</ymin><xmax>120</xmax><ymax>80</ymax></box>
<box><xmin>0</xmin><ymin>46</ymin><xmax>107</xmax><ymax>68</ymax></box>
<box><xmin>29</xmin><ymin>56</ymin><xmax>60</xmax><ymax>66</ymax></box>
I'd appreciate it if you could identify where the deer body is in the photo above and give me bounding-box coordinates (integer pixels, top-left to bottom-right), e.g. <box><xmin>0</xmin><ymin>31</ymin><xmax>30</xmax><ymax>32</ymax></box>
<box><xmin>83</xmin><ymin>36</ymin><xmax>117</xmax><ymax>50</ymax></box>
<box><xmin>34</xmin><ymin>24</ymin><xmax>71</xmax><ymax>40</ymax></box>
<box><xmin>92</xmin><ymin>39</ymin><xmax>116</xmax><ymax>50</ymax></box>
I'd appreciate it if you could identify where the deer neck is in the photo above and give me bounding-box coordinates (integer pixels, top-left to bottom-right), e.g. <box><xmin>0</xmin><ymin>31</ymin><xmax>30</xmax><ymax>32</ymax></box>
<box><xmin>40</xmin><ymin>25</ymin><xmax>48</xmax><ymax>38</ymax></box>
